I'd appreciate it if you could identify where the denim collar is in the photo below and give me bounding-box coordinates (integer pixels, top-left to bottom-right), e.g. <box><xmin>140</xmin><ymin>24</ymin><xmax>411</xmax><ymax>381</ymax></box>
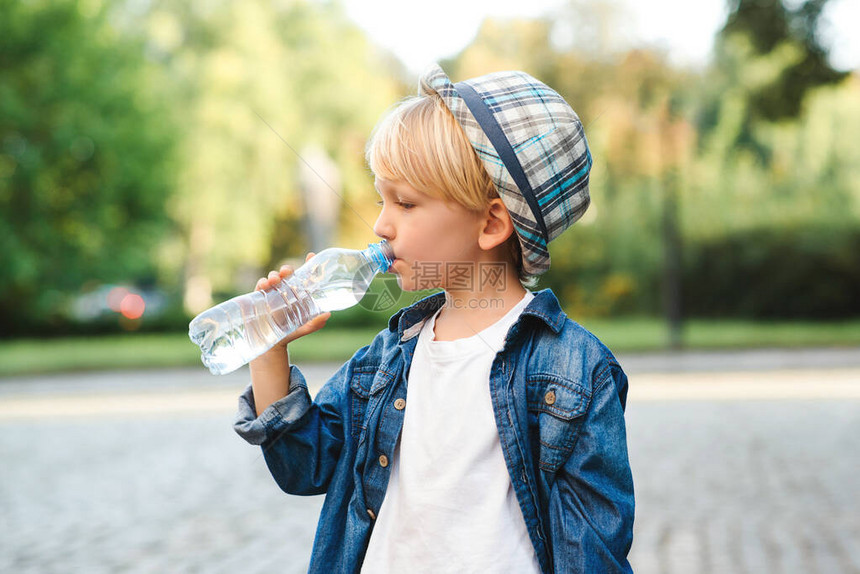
<box><xmin>388</xmin><ymin>288</ymin><xmax>566</xmax><ymax>342</ymax></box>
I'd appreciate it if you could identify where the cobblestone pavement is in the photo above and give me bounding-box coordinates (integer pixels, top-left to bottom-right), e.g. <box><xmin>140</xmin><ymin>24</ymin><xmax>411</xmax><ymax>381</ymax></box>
<box><xmin>1</xmin><ymin>351</ymin><xmax>859</xmax><ymax>573</ymax></box>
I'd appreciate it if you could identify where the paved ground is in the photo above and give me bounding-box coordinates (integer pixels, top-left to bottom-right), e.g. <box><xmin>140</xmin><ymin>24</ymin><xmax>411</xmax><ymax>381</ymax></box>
<box><xmin>1</xmin><ymin>348</ymin><xmax>859</xmax><ymax>573</ymax></box>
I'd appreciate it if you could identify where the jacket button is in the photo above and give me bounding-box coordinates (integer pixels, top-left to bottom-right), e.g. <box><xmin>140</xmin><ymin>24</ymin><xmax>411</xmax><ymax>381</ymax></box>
<box><xmin>544</xmin><ymin>390</ymin><xmax>556</xmax><ymax>405</ymax></box>
<box><xmin>378</xmin><ymin>454</ymin><xmax>389</xmax><ymax>468</ymax></box>
<box><xmin>367</xmin><ymin>508</ymin><xmax>376</xmax><ymax>520</ymax></box>
<box><xmin>394</xmin><ymin>398</ymin><xmax>406</xmax><ymax>410</ymax></box>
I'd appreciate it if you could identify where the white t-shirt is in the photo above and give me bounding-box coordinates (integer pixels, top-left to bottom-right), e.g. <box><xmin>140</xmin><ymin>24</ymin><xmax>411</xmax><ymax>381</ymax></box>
<box><xmin>362</xmin><ymin>291</ymin><xmax>539</xmax><ymax>574</ymax></box>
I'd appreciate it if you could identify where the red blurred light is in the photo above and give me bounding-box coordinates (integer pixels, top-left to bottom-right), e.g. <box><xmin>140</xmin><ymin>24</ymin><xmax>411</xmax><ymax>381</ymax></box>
<box><xmin>120</xmin><ymin>293</ymin><xmax>145</xmax><ymax>320</ymax></box>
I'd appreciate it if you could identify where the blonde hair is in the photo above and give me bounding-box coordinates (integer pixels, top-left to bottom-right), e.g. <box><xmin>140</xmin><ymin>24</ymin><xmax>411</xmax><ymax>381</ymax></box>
<box><xmin>366</xmin><ymin>92</ymin><xmax>533</xmax><ymax>285</ymax></box>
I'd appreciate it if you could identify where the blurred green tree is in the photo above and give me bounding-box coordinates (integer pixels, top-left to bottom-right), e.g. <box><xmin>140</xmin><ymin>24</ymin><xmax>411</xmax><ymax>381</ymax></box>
<box><xmin>699</xmin><ymin>0</ymin><xmax>848</xmax><ymax>163</ymax></box>
<box><xmin>688</xmin><ymin>0</ymin><xmax>855</xmax><ymax>237</ymax></box>
<box><xmin>0</xmin><ymin>0</ymin><xmax>177</xmax><ymax>333</ymax></box>
<box><xmin>141</xmin><ymin>0</ymin><xmax>406</xmax><ymax>314</ymax></box>
<box><xmin>677</xmin><ymin>0</ymin><xmax>858</xmax><ymax>319</ymax></box>
<box><xmin>720</xmin><ymin>0</ymin><xmax>847</xmax><ymax>122</ymax></box>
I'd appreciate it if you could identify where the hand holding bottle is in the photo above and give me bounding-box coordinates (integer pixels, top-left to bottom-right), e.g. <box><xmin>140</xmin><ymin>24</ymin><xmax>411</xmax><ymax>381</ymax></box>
<box><xmin>249</xmin><ymin>253</ymin><xmax>331</xmax><ymax>415</ymax></box>
<box><xmin>251</xmin><ymin>253</ymin><xmax>331</xmax><ymax>351</ymax></box>
<box><xmin>188</xmin><ymin>240</ymin><xmax>394</xmax><ymax>375</ymax></box>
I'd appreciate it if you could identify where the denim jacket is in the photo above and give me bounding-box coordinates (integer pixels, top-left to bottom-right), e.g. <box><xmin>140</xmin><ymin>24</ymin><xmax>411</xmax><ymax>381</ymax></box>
<box><xmin>234</xmin><ymin>289</ymin><xmax>634</xmax><ymax>573</ymax></box>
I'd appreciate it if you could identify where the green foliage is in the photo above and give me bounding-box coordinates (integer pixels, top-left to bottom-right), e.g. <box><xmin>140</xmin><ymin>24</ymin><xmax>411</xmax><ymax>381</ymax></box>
<box><xmin>683</xmin><ymin>225</ymin><xmax>860</xmax><ymax>319</ymax></box>
<box><xmin>2</xmin><ymin>0</ymin><xmax>858</xmax><ymax>338</ymax></box>
<box><xmin>720</xmin><ymin>0</ymin><xmax>847</xmax><ymax>121</ymax></box>
<box><xmin>699</xmin><ymin>0</ymin><xmax>849</xmax><ymax>167</ymax></box>
<box><xmin>0</xmin><ymin>0</ymin><xmax>177</xmax><ymax>333</ymax></box>
<box><xmin>143</xmin><ymin>0</ymin><xmax>406</xmax><ymax>313</ymax></box>
<box><xmin>686</xmin><ymin>75</ymin><xmax>860</xmax><ymax>239</ymax></box>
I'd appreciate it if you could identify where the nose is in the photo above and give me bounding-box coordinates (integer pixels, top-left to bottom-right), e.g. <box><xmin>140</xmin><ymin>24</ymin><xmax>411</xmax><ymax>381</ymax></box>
<box><xmin>373</xmin><ymin>207</ymin><xmax>394</xmax><ymax>241</ymax></box>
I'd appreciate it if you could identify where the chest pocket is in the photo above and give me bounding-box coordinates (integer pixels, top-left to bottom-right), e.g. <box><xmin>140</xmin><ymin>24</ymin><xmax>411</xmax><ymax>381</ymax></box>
<box><xmin>348</xmin><ymin>366</ymin><xmax>391</xmax><ymax>444</ymax></box>
<box><xmin>526</xmin><ymin>374</ymin><xmax>590</xmax><ymax>474</ymax></box>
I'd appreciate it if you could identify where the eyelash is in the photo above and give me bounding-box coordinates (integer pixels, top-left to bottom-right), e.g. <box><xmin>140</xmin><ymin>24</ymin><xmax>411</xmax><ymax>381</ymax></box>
<box><xmin>376</xmin><ymin>200</ymin><xmax>415</xmax><ymax>210</ymax></box>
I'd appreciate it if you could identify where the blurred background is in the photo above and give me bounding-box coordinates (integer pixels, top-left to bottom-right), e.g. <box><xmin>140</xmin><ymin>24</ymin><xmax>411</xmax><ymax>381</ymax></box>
<box><xmin>1</xmin><ymin>0</ymin><xmax>859</xmax><ymax>369</ymax></box>
<box><xmin>1</xmin><ymin>0</ymin><xmax>859</xmax><ymax>572</ymax></box>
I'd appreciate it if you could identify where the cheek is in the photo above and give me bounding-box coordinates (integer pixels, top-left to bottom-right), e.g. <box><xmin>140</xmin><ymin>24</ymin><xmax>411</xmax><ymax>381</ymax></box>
<box><xmin>401</xmin><ymin>209</ymin><xmax>479</xmax><ymax>261</ymax></box>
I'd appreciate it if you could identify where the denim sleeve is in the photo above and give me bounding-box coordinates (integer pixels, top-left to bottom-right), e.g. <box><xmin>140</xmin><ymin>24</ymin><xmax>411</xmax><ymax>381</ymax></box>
<box><xmin>548</xmin><ymin>364</ymin><xmax>635</xmax><ymax>573</ymax></box>
<box><xmin>232</xmin><ymin>362</ymin><xmax>351</xmax><ymax>496</ymax></box>
<box><xmin>233</xmin><ymin>365</ymin><xmax>313</xmax><ymax>446</ymax></box>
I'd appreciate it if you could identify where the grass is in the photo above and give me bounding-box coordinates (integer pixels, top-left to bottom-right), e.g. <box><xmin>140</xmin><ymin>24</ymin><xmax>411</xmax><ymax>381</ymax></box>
<box><xmin>1</xmin><ymin>318</ymin><xmax>859</xmax><ymax>377</ymax></box>
<box><xmin>0</xmin><ymin>328</ymin><xmax>382</xmax><ymax>377</ymax></box>
<box><xmin>577</xmin><ymin>317</ymin><xmax>860</xmax><ymax>352</ymax></box>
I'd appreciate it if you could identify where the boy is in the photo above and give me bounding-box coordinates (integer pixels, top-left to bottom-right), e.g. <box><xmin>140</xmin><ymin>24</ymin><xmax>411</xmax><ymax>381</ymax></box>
<box><xmin>234</xmin><ymin>64</ymin><xmax>634</xmax><ymax>573</ymax></box>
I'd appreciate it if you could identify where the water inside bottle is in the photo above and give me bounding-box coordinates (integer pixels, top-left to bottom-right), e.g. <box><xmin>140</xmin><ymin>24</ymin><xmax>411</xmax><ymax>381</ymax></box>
<box><xmin>190</xmin><ymin>292</ymin><xmax>315</xmax><ymax>375</ymax></box>
<box><xmin>189</xmin><ymin>282</ymin><xmax>365</xmax><ymax>375</ymax></box>
<box><xmin>189</xmin><ymin>242</ymin><xmax>389</xmax><ymax>374</ymax></box>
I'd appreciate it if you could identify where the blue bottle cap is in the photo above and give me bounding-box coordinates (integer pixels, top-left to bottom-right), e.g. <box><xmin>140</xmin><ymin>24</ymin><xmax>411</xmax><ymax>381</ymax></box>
<box><xmin>364</xmin><ymin>240</ymin><xmax>395</xmax><ymax>273</ymax></box>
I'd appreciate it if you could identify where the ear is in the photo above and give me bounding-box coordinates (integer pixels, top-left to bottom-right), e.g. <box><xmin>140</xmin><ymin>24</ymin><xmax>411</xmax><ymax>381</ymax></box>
<box><xmin>478</xmin><ymin>198</ymin><xmax>515</xmax><ymax>251</ymax></box>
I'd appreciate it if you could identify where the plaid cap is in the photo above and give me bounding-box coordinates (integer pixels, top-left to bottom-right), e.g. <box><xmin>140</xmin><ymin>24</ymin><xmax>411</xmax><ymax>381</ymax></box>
<box><xmin>420</xmin><ymin>64</ymin><xmax>592</xmax><ymax>276</ymax></box>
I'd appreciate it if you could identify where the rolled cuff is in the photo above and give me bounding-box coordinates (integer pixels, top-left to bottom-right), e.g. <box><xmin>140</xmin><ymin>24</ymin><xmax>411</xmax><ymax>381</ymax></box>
<box><xmin>232</xmin><ymin>365</ymin><xmax>312</xmax><ymax>445</ymax></box>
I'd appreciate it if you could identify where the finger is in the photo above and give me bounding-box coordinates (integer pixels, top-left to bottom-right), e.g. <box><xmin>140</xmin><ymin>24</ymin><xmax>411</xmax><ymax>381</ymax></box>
<box><xmin>305</xmin><ymin>252</ymin><xmax>315</xmax><ymax>262</ymax></box>
<box><xmin>309</xmin><ymin>312</ymin><xmax>330</xmax><ymax>332</ymax></box>
<box><xmin>286</xmin><ymin>312</ymin><xmax>330</xmax><ymax>344</ymax></box>
<box><xmin>279</xmin><ymin>264</ymin><xmax>293</xmax><ymax>278</ymax></box>
<box><xmin>291</xmin><ymin>312</ymin><xmax>330</xmax><ymax>339</ymax></box>
<box><xmin>311</xmin><ymin>312</ymin><xmax>331</xmax><ymax>326</ymax></box>
<box><xmin>255</xmin><ymin>278</ymin><xmax>267</xmax><ymax>291</ymax></box>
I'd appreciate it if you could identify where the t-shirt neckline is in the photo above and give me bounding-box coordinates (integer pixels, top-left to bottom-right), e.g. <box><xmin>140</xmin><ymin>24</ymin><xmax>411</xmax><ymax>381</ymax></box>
<box><xmin>420</xmin><ymin>290</ymin><xmax>534</xmax><ymax>359</ymax></box>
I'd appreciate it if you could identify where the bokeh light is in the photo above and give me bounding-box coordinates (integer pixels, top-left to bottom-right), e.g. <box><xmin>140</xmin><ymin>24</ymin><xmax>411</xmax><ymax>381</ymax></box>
<box><xmin>107</xmin><ymin>287</ymin><xmax>130</xmax><ymax>313</ymax></box>
<box><xmin>119</xmin><ymin>293</ymin><xmax>146</xmax><ymax>320</ymax></box>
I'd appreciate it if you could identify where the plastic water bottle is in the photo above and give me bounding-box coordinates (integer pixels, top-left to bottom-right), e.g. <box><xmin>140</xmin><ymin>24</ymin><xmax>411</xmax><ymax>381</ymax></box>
<box><xmin>189</xmin><ymin>240</ymin><xmax>394</xmax><ymax>375</ymax></box>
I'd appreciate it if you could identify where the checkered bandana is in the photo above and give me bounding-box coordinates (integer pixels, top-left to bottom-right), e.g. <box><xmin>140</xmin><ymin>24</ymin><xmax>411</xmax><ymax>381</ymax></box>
<box><xmin>420</xmin><ymin>64</ymin><xmax>592</xmax><ymax>276</ymax></box>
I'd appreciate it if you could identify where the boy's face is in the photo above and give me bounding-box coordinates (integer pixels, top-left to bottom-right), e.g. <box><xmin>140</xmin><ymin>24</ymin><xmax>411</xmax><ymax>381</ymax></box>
<box><xmin>373</xmin><ymin>178</ymin><xmax>486</xmax><ymax>292</ymax></box>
